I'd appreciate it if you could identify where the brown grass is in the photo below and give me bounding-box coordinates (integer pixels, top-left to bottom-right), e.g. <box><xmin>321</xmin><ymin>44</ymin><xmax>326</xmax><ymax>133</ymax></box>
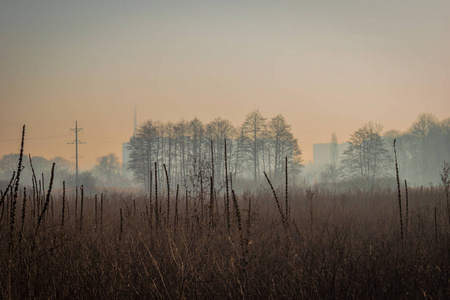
<box><xmin>1</xmin><ymin>181</ymin><xmax>449</xmax><ymax>299</ymax></box>
<box><xmin>1</xmin><ymin>129</ymin><xmax>449</xmax><ymax>299</ymax></box>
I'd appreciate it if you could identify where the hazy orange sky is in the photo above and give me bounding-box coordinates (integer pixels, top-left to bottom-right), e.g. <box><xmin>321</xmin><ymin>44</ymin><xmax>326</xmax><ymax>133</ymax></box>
<box><xmin>1</xmin><ymin>0</ymin><xmax>449</xmax><ymax>170</ymax></box>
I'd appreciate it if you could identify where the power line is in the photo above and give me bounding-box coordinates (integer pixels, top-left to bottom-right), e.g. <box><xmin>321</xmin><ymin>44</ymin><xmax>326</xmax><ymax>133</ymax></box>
<box><xmin>67</xmin><ymin>121</ymin><xmax>86</xmax><ymax>187</ymax></box>
<box><xmin>0</xmin><ymin>135</ymin><xmax>69</xmax><ymax>143</ymax></box>
<box><xmin>83</xmin><ymin>134</ymin><xmax>125</xmax><ymax>144</ymax></box>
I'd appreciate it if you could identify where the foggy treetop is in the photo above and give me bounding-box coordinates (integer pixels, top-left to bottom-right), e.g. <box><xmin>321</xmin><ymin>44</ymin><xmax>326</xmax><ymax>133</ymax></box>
<box><xmin>0</xmin><ymin>112</ymin><xmax>448</xmax><ymax>190</ymax></box>
<box><xmin>126</xmin><ymin>110</ymin><xmax>302</xmax><ymax>190</ymax></box>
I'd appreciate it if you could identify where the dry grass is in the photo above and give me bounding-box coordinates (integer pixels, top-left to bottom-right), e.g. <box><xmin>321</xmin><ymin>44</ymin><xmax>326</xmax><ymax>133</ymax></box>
<box><xmin>1</xmin><ymin>180</ymin><xmax>449</xmax><ymax>299</ymax></box>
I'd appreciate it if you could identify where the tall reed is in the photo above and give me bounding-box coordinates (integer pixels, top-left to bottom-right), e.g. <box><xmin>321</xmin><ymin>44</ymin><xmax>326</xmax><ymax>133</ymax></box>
<box><xmin>148</xmin><ymin>171</ymin><xmax>153</xmax><ymax>229</ymax></box>
<box><xmin>263</xmin><ymin>171</ymin><xmax>287</xmax><ymax>228</ymax></box>
<box><xmin>155</xmin><ymin>162</ymin><xmax>159</xmax><ymax>228</ymax></box>
<box><xmin>61</xmin><ymin>182</ymin><xmax>66</xmax><ymax>234</ymax></box>
<box><xmin>0</xmin><ymin>171</ymin><xmax>15</xmax><ymax>221</ymax></box>
<box><xmin>404</xmin><ymin>180</ymin><xmax>409</xmax><ymax>238</ymax></box>
<box><xmin>200</xmin><ymin>169</ymin><xmax>204</xmax><ymax>223</ymax></box>
<box><xmin>393</xmin><ymin>139</ymin><xmax>403</xmax><ymax>241</ymax></box>
<box><xmin>231</xmin><ymin>190</ymin><xmax>249</xmax><ymax>299</ymax></box>
<box><xmin>19</xmin><ymin>187</ymin><xmax>27</xmax><ymax>245</ymax></box>
<box><xmin>285</xmin><ymin>156</ymin><xmax>289</xmax><ymax>221</ymax></box>
<box><xmin>10</xmin><ymin>125</ymin><xmax>25</xmax><ymax>254</ymax></box>
<box><xmin>119</xmin><ymin>208</ymin><xmax>123</xmax><ymax>240</ymax></box>
<box><xmin>174</xmin><ymin>184</ymin><xmax>179</xmax><ymax>227</ymax></box>
<box><xmin>33</xmin><ymin>163</ymin><xmax>55</xmax><ymax>251</ymax></box>
<box><xmin>28</xmin><ymin>154</ymin><xmax>38</xmax><ymax>215</ymax></box>
<box><xmin>94</xmin><ymin>194</ymin><xmax>98</xmax><ymax>228</ymax></box>
<box><xmin>38</xmin><ymin>180</ymin><xmax>42</xmax><ymax>211</ymax></box>
<box><xmin>164</xmin><ymin>164</ymin><xmax>170</xmax><ymax>226</ymax></box>
<box><xmin>231</xmin><ymin>190</ymin><xmax>244</xmax><ymax>254</ymax></box>
<box><xmin>440</xmin><ymin>161</ymin><xmax>449</xmax><ymax>228</ymax></box>
<box><xmin>41</xmin><ymin>173</ymin><xmax>45</xmax><ymax>202</ymax></box>
<box><xmin>209</xmin><ymin>176</ymin><xmax>214</xmax><ymax>229</ymax></box>
<box><xmin>100</xmin><ymin>193</ymin><xmax>104</xmax><ymax>229</ymax></box>
<box><xmin>75</xmin><ymin>186</ymin><xmax>78</xmax><ymax>219</ymax></box>
<box><xmin>79</xmin><ymin>185</ymin><xmax>84</xmax><ymax>232</ymax></box>
<box><xmin>225</xmin><ymin>139</ymin><xmax>230</xmax><ymax>234</ymax></box>
<box><xmin>210</xmin><ymin>140</ymin><xmax>214</xmax><ymax>189</ymax></box>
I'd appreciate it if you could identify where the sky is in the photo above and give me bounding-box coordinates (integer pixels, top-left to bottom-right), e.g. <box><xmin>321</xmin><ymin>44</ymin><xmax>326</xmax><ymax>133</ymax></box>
<box><xmin>1</xmin><ymin>0</ymin><xmax>449</xmax><ymax>170</ymax></box>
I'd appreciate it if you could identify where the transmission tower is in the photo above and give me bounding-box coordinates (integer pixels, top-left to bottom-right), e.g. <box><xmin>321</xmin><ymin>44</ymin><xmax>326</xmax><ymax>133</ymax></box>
<box><xmin>68</xmin><ymin>121</ymin><xmax>86</xmax><ymax>187</ymax></box>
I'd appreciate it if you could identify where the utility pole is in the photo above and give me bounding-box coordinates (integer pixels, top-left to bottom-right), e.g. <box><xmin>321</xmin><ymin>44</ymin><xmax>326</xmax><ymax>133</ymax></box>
<box><xmin>68</xmin><ymin>121</ymin><xmax>86</xmax><ymax>187</ymax></box>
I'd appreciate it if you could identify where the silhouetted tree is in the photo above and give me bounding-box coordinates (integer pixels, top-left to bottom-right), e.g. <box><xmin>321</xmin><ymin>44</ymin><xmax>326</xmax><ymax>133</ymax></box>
<box><xmin>242</xmin><ymin>110</ymin><xmax>266</xmax><ymax>183</ymax></box>
<box><xmin>189</xmin><ymin>118</ymin><xmax>205</xmax><ymax>171</ymax></box>
<box><xmin>206</xmin><ymin>118</ymin><xmax>236</xmax><ymax>183</ymax></box>
<box><xmin>341</xmin><ymin>122</ymin><xmax>390</xmax><ymax>189</ymax></box>
<box><xmin>127</xmin><ymin>120</ymin><xmax>158</xmax><ymax>190</ymax></box>
<box><xmin>126</xmin><ymin>112</ymin><xmax>303</xmax><ymax>189</ymax></box>
<box><xmin>93</xmin><ymin>153</ymin><xmax>121</xmax><ymax>185</ymax></box>
<box><xmin>0</xmin><ymin>154</ymin><xmax>20</xmax><ymax>176</ymax></box>
<box><xmin>267</xmin><ymin>114</ymin><xmax>301</xmax><ymax>179</ymax></box>
<box><xmin>78</xmin><ymin>171</ymin><xmax>96</xmax><ymax>192</ymax></box>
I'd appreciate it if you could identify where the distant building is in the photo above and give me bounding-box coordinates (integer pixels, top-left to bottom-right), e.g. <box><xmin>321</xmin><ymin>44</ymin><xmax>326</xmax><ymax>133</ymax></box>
<box><xmin>313</xmin><ymin>142</ymin><xmax>349</xmax><ymax>166</ymax></box>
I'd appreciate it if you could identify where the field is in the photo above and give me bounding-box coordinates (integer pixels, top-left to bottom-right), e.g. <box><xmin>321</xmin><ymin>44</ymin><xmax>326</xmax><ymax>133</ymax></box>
<box><xmin>1</xmin><ymin>169</ymin><xmax>449</xmax><ymax>299</ymax></box>
<box><xmin>2</xmin><ymin>1</ymin><xmax>449</xmax><ymax>298</ymax></box>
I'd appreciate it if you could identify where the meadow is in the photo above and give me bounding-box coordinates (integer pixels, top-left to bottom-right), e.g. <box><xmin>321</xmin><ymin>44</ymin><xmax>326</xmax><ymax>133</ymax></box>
<box><xmin>1</xmin><ymin>173</ymin><xmax>449</xmax><ymax>299</ymax></box>
<box><xmin>1</xmin><ymin>129</ymin><xmax>449</xmax><ymax>299</ymax></box>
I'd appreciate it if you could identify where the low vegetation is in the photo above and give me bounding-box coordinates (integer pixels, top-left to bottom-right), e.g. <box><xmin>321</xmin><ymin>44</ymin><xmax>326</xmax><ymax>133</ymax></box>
<box><xmin>1</xmin><ymin>126</ymin><xmax>449</xmax><ymax>299</ymax></box>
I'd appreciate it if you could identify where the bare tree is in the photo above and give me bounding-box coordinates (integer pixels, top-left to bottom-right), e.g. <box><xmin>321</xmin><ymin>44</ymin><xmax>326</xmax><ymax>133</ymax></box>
<box><xmin>409</xmin><ymin>113</ymin><xmax>441</xmax><ymax>184</ymax></box>
<box><xmin>126</xmin><ymin>112</ymin><xmax>304</xmax><ymax>189</ymax></box>
<box><xmin>165</xmin><ymin>122</ymin><xmax>175</xmax><ymax>181</ymax></box>
<box><xmin>0</xmin><ymin>154</ymin><xmax>20</xmax><ymax>177</ymax></box>
<box><xmin>128</xmin><ymin>120</ymin><xmax>158</xmax><ymax>190</ymax></box>
<box><xmin>233</xmin><ymin>126</ymin><xmax>247</xmax><ymax>181</ymax></box>
<box><xmin>206</xmin><ymin>118</ymin><xmax>236</xmax><ymax>184</ymax></box>
<box><xmin>174</xmin><ymin>120</ymin><xmax>190</xmax><ymax>184</ymax></box>
<box><xmin>267</xmin><ymin>115</ymin><xmax>302</xmax><ymax>180</ymax></box>
<box><xmin>189</xmin><ymin>117</ymin><xmax>205</xmax><ymax>170</ymax></box>
<box><xmin>242</xmin><ymin>110</ymin><xmax>266</xmax><ymax>183</ymax></box>
<box><xmin>93</xmin><ymin>153</ymin><xmax>121</xmax><ymax>185</ymax></box>
<box><xmin>341</xmin><ymin>122</ymin><xmax>390</xmax><ymax>189</ymax></box>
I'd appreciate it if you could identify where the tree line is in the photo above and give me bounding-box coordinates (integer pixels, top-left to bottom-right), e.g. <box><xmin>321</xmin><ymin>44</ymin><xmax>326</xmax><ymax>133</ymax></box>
<box><xmin>0</xmin><ymin>153</ymin><xmax>127</xmax><ymax>192</ymax></box>
<box><xmin>2</xmin><ymin>112</ymin><xmax>445</xmax><ymax>192</ymax></box>
<box><xmin>320</xmin><ymin>113</ymin><xmax>450</xmax><ymax>189</ymax></box>
<box><xmin>126</xmin><ymin>110</ymin><xmax>303</xmax><ymax>192</ymax></box>
<box><xmin>386</xmin><ymin>113</ymin><xmax>450</xmax><ymax>185</ymax></box>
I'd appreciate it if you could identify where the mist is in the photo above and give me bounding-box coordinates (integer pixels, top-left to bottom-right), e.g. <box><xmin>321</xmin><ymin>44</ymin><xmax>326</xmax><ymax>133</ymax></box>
<box><xmin>2</xmin><ymin>112</ymin><xmax>447</xmax><ymax>194</ymax></box>
<box><xmin>1</xmin><ymin>1</ymin><xmax>450</xmax><ymax>298</ymax></box>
